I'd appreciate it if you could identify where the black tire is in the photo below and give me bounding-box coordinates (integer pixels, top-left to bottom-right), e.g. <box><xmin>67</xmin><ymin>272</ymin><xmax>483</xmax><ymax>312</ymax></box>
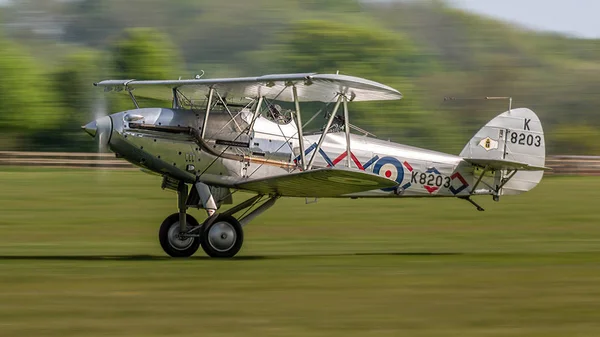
<box><xmin>200</xmin><ymin>214</ymin><xmax>244</xmax><ymax>258</ymax></box>
<box><xmin>159</xmin><ymin>213</ymin><xmax>201</xmax><ymax>257</ymax></box>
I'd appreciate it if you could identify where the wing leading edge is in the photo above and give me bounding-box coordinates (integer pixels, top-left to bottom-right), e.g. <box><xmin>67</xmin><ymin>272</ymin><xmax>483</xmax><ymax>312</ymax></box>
<box><xmin>234</xmin><ymin>168</ymin><xmax>398</xmax><ymax>197</ymax></box>
<box><xmin>94</xmin><ymin>73</ymin><xmax>403</xmax><ymax>103</ymax></box>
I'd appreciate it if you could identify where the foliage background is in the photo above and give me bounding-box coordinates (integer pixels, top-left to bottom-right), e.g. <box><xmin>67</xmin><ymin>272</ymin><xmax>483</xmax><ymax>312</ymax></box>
<box><xmin>1</xmin><ymin>0</ymin><xmax>598</xmax><ymax>154</ymax></box>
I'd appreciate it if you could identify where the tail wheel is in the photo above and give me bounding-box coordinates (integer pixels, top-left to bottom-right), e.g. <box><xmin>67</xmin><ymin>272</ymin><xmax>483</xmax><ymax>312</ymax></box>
<box><xmin>159</xmin><ymin>213</ymin><xmax>201</xmax><ymax>257</ymax></box>
<box><xmin>200</xmin><ymin>214</ymin><xmax>244</xmax><ymax>258</ymax></box>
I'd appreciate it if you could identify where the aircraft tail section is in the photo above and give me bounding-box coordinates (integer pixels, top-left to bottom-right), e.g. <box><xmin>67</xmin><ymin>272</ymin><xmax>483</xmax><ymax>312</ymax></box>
<box><xmin>460</xmin><ymin>108</ymin><xmax>545</xmax><ymax>195</ymax></box>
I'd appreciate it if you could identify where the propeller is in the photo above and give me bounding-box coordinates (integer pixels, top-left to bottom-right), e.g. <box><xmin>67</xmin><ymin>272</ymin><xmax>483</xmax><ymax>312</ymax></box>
<box><xmin>83</xmin><ymin>94</ymin><xmax>112</xmax><ymax>153</ymax></box>
<box><xmin>82</xmin><ymin>94</ymin><xmax>113</xmax><ymax>181</ymax></box>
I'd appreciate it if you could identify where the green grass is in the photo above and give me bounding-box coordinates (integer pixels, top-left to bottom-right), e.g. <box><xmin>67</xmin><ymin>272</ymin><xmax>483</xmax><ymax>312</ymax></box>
<box><xmin>1</xmin><ymin>168</ymin><xmax>600</xmax><ymax>336</ymax></box>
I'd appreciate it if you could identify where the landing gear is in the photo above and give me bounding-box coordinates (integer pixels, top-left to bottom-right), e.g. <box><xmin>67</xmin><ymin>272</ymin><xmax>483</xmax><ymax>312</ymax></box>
<box><xmin>158</xmin><ymin>213</ymin><xmax>201</xmax><ymax>257</ymax></box>
<box><xmin>157</xmin><ymin>179</ymin><xmax>279</xmax><ymax>258</ymax></box>
<box><xmin>200</xmin><ymin>214</ymin><xmax>244</xmax><ymax>258</ymax></box>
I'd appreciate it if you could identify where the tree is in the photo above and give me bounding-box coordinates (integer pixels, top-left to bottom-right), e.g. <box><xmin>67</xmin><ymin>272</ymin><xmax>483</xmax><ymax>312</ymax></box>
<box><xmin>269</xmin><ymin>20</ymin><xmax>423</xmax><ymax>78</ymax></box>
<box><xmin>113</xmin><ymin>28</ymin><xmax>182</xmax><ymax>80</ymax></box>
<box><xmin>12</xmin><ymin>49</ymin><xmax>109</xmax><ymax>152</ymax></box>
<box><xmin>552</xmin><ymin>125</ymin><xmax>600</xmax><ymax>154</ymax></box>
<box><xmin>0</xmin><ymin>37</ymin><xmax>60</xmax><ymax>131</ymax></box>
<box><xmin>249</xmin><ymin>20</ymin><xmax>447</xmax><ymax>150</ymax></box>
<box><xmin>53</xmin><ymin>49</ymin><xmax>106</xmax><ymax>126</ymax></box>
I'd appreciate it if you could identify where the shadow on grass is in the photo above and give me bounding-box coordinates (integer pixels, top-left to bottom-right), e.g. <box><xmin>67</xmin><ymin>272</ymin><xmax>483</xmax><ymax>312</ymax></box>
<box><xmin>0</xmin><ymin>252</ymin><xmax>462</xmax><ymax>261</ymax></box>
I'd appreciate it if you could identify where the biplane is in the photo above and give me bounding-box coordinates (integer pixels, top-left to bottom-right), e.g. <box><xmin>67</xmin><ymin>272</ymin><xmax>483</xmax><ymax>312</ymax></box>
<box><xmin>83</xmin><ymin>73</ymin><xmax>547</xmax><ymax>258</ymax></box>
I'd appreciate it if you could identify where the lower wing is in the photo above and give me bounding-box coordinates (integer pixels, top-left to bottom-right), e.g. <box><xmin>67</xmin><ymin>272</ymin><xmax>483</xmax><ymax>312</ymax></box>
<box><xmin>234</xmin><ymin>168</ymin><xmax>397</xmax><ymax>197</ymax></box>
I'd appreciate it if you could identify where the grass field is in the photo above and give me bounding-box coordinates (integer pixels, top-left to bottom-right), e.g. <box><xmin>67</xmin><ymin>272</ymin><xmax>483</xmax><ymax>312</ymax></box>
<box><xmin>1</xmin><ymin>168</ymin><xmax>600</xmax><ymax>336</ymax></box>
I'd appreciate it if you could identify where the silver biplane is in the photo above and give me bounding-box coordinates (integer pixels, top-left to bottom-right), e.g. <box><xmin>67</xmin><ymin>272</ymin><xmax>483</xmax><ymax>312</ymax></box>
<box><xmin>84</xmin><ymin>73</ymin><xmax>547</xmax><ymax>258</ymax></box>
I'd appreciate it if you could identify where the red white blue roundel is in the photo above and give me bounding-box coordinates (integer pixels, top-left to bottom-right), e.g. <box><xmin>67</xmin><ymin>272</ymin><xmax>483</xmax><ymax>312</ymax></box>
<box><xmin>373</xmin><ymin>157</ymin><xmax>403</xmax><ymax>191</ymax></box>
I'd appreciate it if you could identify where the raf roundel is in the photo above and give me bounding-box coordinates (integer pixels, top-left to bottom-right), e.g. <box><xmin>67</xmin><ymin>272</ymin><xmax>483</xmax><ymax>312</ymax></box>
<box><xmin>373</xmin><ymin>157</ymin><xmax>404</xmax><ymax>191</ymax></box>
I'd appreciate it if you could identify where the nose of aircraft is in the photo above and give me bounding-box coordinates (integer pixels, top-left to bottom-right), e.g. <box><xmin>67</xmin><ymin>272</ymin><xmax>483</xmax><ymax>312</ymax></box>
<box><xmin>81</xmin><ymin>115</ymin><xmax>112</xmax><ymax>148</ymax></box>
<box><xmin>82</xmin><ymin>120</ymin><xmax>97</xmax><ymax>137</ymax></box>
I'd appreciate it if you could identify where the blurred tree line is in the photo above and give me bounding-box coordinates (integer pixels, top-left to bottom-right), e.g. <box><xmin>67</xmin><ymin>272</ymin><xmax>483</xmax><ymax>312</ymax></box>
<box><xmin>0</xmin><ymin>0</ymin><xmax>599</xmax><ymax>154</ymax></box>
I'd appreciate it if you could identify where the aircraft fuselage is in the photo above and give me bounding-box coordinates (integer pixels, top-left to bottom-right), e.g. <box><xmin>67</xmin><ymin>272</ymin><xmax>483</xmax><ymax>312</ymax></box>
<box><xmin>85</xmin><ymin>107</ymin><xmax>481</xmax><ymax>199</ymax></box>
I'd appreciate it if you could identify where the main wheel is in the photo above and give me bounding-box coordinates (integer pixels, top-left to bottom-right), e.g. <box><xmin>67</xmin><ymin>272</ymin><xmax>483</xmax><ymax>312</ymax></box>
<box><xmin>200</xmin><ymin>214</ymin><xmax>244</xmax><ymax>258</ymax></box>
<box><xmin>159</xmin><ymin>213</ymin><xmax>201</xmax><ymax>257</ymax></box>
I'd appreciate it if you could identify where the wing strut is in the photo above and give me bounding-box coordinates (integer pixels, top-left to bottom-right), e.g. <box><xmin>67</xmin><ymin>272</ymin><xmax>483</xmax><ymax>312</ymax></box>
<box><xmin>215</xmin><ymin>90</ymin><xmax>243</xmax><ymax>133</ymax></box>
<box><xmin>292</xmin><ymin>85</ymin><xmax>306</xmax><ymax>170</ymax></box>
<box><xmin>200</xmin><ymin>87</ymin><xmax>214</xmax><ymax>140</ymax></box>
<box><xmin>248</xmin><ymin>96</ymin><xmax>263</xmax><ymax>132</ymax></box>
<box><xmin>343</xmin><ymin>95</ymin><xmax>351</xmax><ymax>168</ymax></box>
<box><xmin>172</xmin><ymin>88</ymin><xmax>179</xmax><ymax>109</ymax></box>
<box><xmin>128</xmin><ymin>90</ymin><xmax>140</xmax><ymax>109</ymax></box>
<box><xmin>307</xmin><ymin>95</ymin><xmax>343</xmax><ymax>170</ymax></box>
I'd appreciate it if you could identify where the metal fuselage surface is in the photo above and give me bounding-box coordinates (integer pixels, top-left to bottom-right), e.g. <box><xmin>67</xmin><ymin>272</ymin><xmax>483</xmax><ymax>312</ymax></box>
<box><xmin>102</xmin><ymin>107</ymin><xmax>475</xmax><ymax>198</ymax></box>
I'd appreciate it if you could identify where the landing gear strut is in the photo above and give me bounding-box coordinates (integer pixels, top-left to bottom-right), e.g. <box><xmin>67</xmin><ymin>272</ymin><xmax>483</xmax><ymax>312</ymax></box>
<box><xmin>157</xmin><ymin>180</ymin><xmax>279</xmax><ymax>258</ymax></box>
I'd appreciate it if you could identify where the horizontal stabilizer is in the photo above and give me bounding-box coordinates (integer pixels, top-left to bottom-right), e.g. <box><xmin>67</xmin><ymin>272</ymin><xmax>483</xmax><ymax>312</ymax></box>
<box><xmin>235</xmin><ymin>168</ymin><xmax>398</xmax><ymax>197</ymax></box>
<box><xmin>465</xmin><ymin>158</ymin><xmax>551</xmax><ymax>171</ymax></box>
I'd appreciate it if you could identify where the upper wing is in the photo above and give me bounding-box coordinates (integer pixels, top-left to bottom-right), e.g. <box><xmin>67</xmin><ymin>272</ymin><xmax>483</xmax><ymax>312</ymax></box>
<box><xmin>233</xmin><ymin>168</ymin><xmax>398</xmax><ymax>197</ymax></box>
<box><xmin>94</xmin><ymin>73</ymin><xmax>403</xmax><ymax>103</ymax></box>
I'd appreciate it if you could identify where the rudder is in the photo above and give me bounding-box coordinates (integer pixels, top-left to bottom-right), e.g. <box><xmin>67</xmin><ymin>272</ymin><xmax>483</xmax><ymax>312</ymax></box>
<box><xmin>460</xmin><ymin>108</ymin><xmax>545</xmax><ymax>195</ymax></box>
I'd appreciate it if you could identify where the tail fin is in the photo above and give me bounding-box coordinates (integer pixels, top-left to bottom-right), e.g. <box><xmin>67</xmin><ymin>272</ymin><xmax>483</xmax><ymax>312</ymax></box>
<box><xmin>460</xmin><ymin>108</ymin><xmax>545</xmax><ymax>195</ymax></box>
